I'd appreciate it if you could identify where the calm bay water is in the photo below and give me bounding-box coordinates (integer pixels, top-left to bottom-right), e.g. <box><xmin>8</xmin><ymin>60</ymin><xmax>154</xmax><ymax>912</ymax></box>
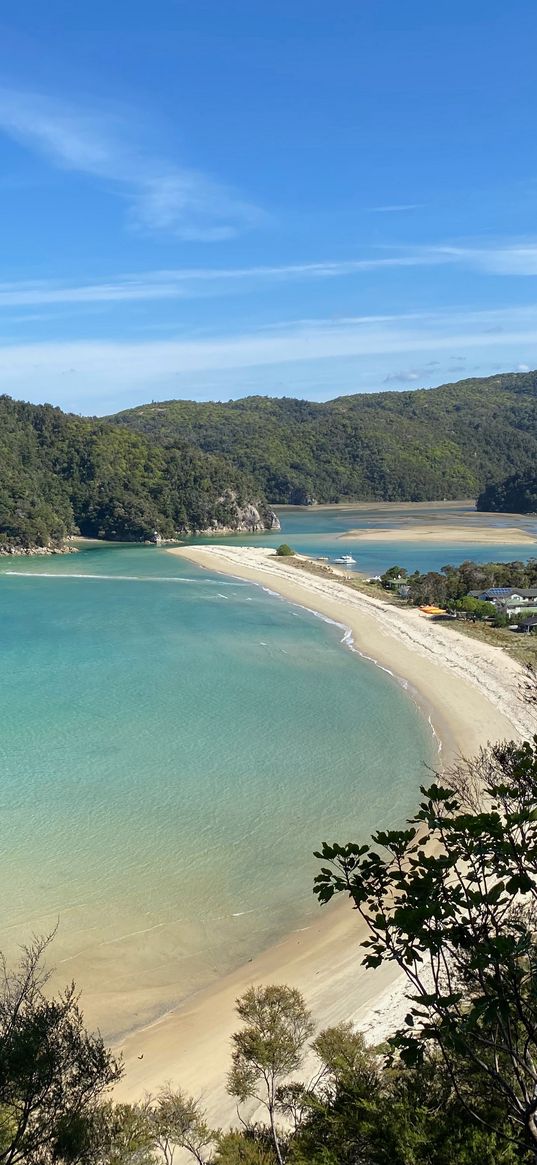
<box><xmin>1</xmin><ymin>503</ymin><xmax>534</xmax><ymax>1039</ymax></box>
<box><xmin>191</xmin><ymin>501</ymin><xmax>537</xmax><ymax>575</ymax></box>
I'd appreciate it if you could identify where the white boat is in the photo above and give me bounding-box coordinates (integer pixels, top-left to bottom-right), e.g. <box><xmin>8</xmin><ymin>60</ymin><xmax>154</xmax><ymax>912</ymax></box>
<box><xmin>333</xmin><ymin>554</ymin><xmax>356</xmax><ymax>565</ymax></box>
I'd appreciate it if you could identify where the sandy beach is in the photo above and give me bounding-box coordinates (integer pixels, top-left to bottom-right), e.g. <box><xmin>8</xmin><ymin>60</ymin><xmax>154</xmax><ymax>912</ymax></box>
<box><xmin>113</xmin><ymin>544</ymin><xmax>535</xmax><ymax>1120</ymax></box>
<box><xmin>338</xmin><ymin>524</ymin><xmax>537</xmax><ymax>543</ymax></box>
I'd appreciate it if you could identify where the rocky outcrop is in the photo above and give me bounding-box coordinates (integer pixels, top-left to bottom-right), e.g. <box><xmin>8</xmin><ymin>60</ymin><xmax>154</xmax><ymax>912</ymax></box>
<box><xmin>144</xmin><ymin>532</ymin><xmax>176</xmax><ymax>545</ymax></box>
<box><xmin>199</xmin><ymin>495</ymin><xmax>281</xmax><ymax>536</ymax></box>
<box><xmin>0</xmin><ymin>543</ymin><xmax>78</xmax><ymax>557</ymax></box>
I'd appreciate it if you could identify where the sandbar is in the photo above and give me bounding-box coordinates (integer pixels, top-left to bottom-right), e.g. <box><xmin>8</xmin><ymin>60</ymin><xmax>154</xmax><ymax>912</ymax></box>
<box><xmin>114</xmin><ymin>545</ymin><xmax>534</xmax><ymax>1123</ymax></box>
<box><xmin>338</xmin><ymin>524</ymin><xmax>537</xmax><ymax>544</ymax></box>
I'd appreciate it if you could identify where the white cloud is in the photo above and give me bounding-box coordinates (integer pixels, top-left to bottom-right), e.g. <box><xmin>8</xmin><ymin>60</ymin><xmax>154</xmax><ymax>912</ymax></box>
<box><xmin>0</xmin><ymin>304</ymin><xmax>535</xmax><ymax>406</ymax></box>
<box><xmin>517</xmin><ymin>362</ymin><xmax>530</xmax><ymax>371</ymax></box>
<box><xmin>0</xmin><ymin>87</ymin><xmax>262</xmax><ymax>240</ymax></box>
<box><xmin>383</xmin><ymin>369</ymin><xmax>421</xmax><ymax>384</ymax></box>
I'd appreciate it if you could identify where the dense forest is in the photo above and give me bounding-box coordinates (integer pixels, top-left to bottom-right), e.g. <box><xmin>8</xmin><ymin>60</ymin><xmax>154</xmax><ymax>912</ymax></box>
<box><xmin>5</xmin><ymin>369</ymin><xmax>537</xmax><ymax>549</ymax></box>
<box><xmin>0</xmin><ymin>396</ymin><xmax>276</xmax><ymax>549</ymax></box>
<box><xmin>111</xmin><ymin>369</ymin><xmax>537</xmax><ymax>504</ymax></box>
<box><xmin>477</xmin><ymin>471</ymin><xmax>537</xmax><ymax>514</ymax></box>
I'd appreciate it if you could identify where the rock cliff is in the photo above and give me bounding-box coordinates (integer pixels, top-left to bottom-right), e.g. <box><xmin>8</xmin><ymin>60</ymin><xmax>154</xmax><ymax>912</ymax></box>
<box><xmin>200</xmin><ymin>496</ymin><xmax>280</xmax><ymax>535</ymax></box>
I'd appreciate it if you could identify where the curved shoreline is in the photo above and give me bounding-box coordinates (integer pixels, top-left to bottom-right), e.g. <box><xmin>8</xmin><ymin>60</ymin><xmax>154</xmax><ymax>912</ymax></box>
<box><xmin>285</xmin><ymin>595</ymin><xmax>450</xmax><ymax>761</ymax></box>
<box><xmin>170</xmin><ymin>546</ymin><xmax>534</xmax><ymax>751</ymax></box>
<box><xmin>115</xmin><ymin>545</ymin><xmax>532</xmax><ymax>1121</ymax></box>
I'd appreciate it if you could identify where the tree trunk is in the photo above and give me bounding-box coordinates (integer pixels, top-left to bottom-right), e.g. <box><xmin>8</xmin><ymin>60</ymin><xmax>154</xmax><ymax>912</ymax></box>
<box><xmin>269</xmin><ymin>1102</ymin><xmax>284</xmax><ymax>1165</ymax></box>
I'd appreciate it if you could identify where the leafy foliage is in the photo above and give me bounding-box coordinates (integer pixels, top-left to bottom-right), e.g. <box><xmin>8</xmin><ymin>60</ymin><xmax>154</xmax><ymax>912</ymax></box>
<box><xmin>286</xmin><ymin>1023</ymin><xmax>524</xmax><ymax>1165</ymax></box>
<box><xmin>227</xmin><ymin>986</ymin><xmax>314</xmax><ymax>1165</ymax></box>
<box><xmin>0</xmin><ymin>936</ymin><xmax>121</xmax><ymax>1164</ymax></box>
<box><xmin>478</xmin><ymin>471</ymin><xmax>537</xmax><ymax>514</ymax></box>
<box><xmin>111</xmin><ymin>369</ymin><xmax>537</xmax><ymax>504</ymax></box>
<box><xmin>146</xmin><ymin>1087</ymin><xmax>212</xmax><ymax>1165</ymax></box>
<box><xmin>82</xmin><ymin>1101</ymin><xmax>157</xmax><ymax>1165</ymax></box>
<box><xmin>212</xmin><ymin>1129</ymin><xmax>277</xmax><ymax>1165</ymax></box>
<box><xmin>0</xmin><ymin>934</ymin><xmax>534</xmax><ymax>1162</ymax></box>
<box><xmin>275</xmin><ymin>545</ymin><xmax>295</xmax><ymax>557</ymax></box>
<box><xmin>0</xmin><ymin>396</ymin><xmax>272</xmax><ymax>549</ymax></box>
<box><xmin>387</xmin><ymin>557</ymin><xmax>537</xmax><ymax>608</ymax></box>
<box><xmin>314</xmin><ymin>737</ymin><xmax>537</xmax><ymax>1157</ymax></box>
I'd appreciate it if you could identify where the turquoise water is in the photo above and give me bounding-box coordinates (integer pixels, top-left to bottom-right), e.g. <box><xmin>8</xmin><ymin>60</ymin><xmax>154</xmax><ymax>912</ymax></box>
<box><xmin>0</xmin><ymin>541</ymin><xmax>436</xmax><ymax>1040</ymax></box>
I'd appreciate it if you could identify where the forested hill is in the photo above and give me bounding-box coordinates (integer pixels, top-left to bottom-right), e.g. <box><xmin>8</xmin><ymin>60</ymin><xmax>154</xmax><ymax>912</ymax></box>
<box><xmin>111</xmin><ymin>370</ymin><xmax>537</xmax><ymax>505</ymax></box>
<box><xmin>0</xmin><ymin>396</ymin><xmax>276</xmax><ymax>550</ymax></box>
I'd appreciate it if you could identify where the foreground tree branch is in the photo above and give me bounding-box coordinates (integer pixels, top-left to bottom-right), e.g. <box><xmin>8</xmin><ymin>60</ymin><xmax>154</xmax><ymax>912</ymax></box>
<box><xmin>314</xmin><ymin>737</ymin><xmax>537</xmax><ymax>1158</ymax></box>
<box><xmin>0</xmin><ymin>934</ymin><xmax>122</xmax><ymax>1164</ymax></box>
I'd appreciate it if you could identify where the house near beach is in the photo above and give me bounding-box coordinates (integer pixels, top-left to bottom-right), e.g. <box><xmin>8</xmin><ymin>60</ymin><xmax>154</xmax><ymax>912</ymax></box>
<box><xmin>468</xmin><ymin>587</ymin><xmax>537</xmax><ymax>615</ymax></box>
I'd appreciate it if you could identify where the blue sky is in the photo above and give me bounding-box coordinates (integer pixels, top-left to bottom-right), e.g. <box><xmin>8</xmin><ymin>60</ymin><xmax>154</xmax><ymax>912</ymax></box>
<box><xmin>1</xmin><ymin>0</ymin><xmax>537</xmax><ymax>413</ymax></box>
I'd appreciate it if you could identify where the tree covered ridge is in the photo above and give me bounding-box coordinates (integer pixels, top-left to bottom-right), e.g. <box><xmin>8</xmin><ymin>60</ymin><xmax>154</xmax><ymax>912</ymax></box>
<box><xmin>0</xmin><ymin>395</ymin><xmax>275</xmax><ymax>549</ymax></box>
<box><xmin>111</xmin><ymin>369</ymin><xmax>537</xmax><ymax>505</ymax></box>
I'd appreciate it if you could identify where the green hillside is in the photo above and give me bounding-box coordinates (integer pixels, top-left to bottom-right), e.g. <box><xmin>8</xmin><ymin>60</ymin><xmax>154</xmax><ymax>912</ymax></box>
<box><xmin>111</xmin><ymin>370</ymin><xmax>537</xmax><ymax>504</ymax></box>
<box><xmin>0</xmin><ymin>396</ymin><xmax>274</xmax><ymax>550</ymax></box>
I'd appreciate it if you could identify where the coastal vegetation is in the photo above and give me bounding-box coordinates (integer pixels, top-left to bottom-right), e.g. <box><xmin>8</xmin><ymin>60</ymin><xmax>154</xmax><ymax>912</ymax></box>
<box><xmin>111</xmin><ymin>369</ymin><xmax>537</xmax><ymax>505</ymax></box>
<box><xmin>2</xmin><ymin>946</ymin><xmax>531</xmax><ymax>1163</ymax></box>
<box><xmin>314</xmin><ymin>732</ymin><xmax>537</xmax><ymax>1162</ymax></box>
<box><xmin>379</xmin><ymin>558</ymin><xmax>537</xmax><ymax>613</ymax></box>
<box><xmin>477</xmin><ymin>471</ymin><xmax>537</xmax><ymax>515</ymax></box>
<box><xmin>0</xmin><ymin>396</ymin><xmax>275</xmax><ymax>550</ymax></box>
<box><xmin>367</xmin><ymin>559</ymin><xmax>537</xmax><ymax>663</ymax></box>
<box><xmin>275</xmin><ymin>544</ymin><xmax>296</xmax><ymax>557</ymax></box>
<box><xmin>0</xmin><ymin>934</ymin><xmax>121</xmax><ymax>1163</ymax></box>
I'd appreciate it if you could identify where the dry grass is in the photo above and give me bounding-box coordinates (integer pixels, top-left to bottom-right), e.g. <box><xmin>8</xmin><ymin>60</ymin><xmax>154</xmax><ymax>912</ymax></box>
<box><xmin>436</xmin><ymin>617</ymin><xmax>537</xmax><ymax>667</ymax></box>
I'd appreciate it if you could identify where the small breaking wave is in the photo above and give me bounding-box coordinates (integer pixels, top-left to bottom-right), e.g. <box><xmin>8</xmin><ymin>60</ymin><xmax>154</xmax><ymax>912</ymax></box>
<box><xmin>3</xmin><ymin>571</ymin><xmax>247</xmax><ymax>584</ymax></box>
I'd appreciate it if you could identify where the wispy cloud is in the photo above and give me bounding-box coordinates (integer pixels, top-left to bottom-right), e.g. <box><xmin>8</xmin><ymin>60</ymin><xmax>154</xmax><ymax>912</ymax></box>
<box><xmin>0</xmin><ymin>277</ymin><xmax>189</xmax><ymax>308</ymax></box>
<box><xmin>431</xmin><ymin>242</ymin><xmax>537</xmax><ymax>275</ymax></box>
<box><xmin>0</xmin><ymin>256</ymin><xmax>441</xmax><ymax>310</ymax></box>
<box><xmin>4</xmin><ymin>239</ymin><xmax>537</xmax><ymax>313</ymax></box>
<box><xmin>368</xmin><ymin>204</ymin><xmax>424</xmax><ymax>213</ymax></box>
<box><xmin>0</xmin><ymin>87</ymin><xmax>262</xmax><ymax>241</ymax></box>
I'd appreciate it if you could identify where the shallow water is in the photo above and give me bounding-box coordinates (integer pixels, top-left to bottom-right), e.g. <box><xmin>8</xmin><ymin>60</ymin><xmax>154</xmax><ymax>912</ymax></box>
<box><xmin>0</xmin><ymin>540</ymin><xmax>435</xmax><ymax>1039</ymax></box>
<box><xmin>189</xmin><ymin>501</ymin><xmax>537</xmax><ymax>575</ymax></box>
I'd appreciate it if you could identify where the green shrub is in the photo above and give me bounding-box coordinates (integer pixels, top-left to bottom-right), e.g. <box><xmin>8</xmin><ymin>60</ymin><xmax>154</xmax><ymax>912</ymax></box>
<box><xmin>275</xmin><ymin>544</ymin><xmax>296</xmax><ymax>557</ymax></box>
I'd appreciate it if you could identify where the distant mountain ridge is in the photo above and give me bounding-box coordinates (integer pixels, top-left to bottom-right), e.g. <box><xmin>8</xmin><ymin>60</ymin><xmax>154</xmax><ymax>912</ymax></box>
<box><xmin>0</xmin><ymin>396</ymin><xmax>277</xmax><ymax>551</ymax></box>
<box><xmin>4</xmin><ymin>370</ymin><xmax>537</xmax><ymax>551</ymax></box>
<box><xmin>110</xmin><ymin>370</ymin><xmax>537</xmax><ymax>505</ymax></box>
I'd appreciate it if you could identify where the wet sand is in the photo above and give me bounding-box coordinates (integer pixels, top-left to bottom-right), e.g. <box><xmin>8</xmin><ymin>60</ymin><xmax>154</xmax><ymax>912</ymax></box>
<box><xmin>338</xmin><ymin>524</ymin><xmax>537</xmax><ymax>543</ymax></box>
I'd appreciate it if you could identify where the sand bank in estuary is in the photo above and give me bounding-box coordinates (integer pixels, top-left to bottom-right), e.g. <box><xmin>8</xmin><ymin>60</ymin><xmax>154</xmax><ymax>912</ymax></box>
<box><xmin>115</xmin><ymin>545</ymin><xmax>534</xmax><ymax>1122</ymax></box>
<box><xmin>338</xmin><ymin>523</ymin><xmax>537</xmax><ymax>543</ymax></box>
